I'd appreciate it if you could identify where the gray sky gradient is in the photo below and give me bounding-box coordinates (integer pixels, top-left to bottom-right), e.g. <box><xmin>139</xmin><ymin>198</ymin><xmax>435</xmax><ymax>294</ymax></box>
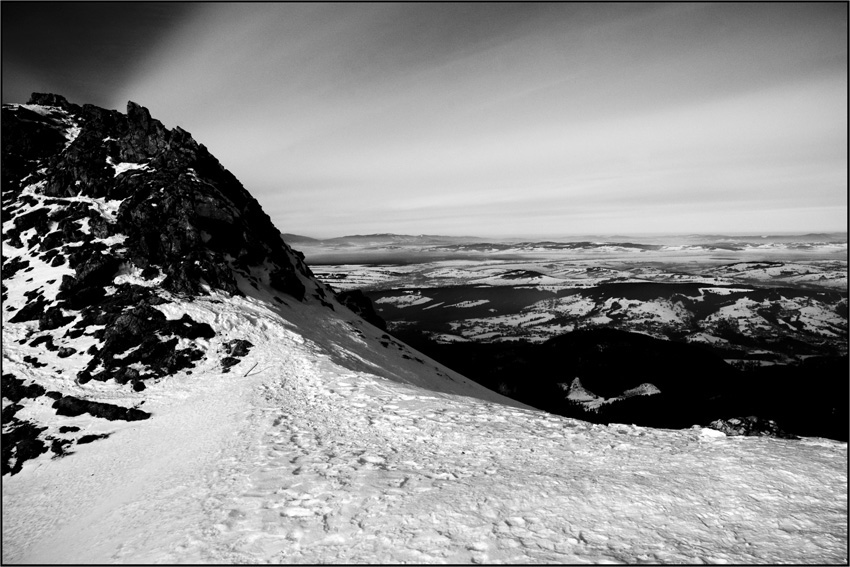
<box><xmin>3</xmin><ymin>3</ymin><xmax>847</xmax><ymax>238</ymax></box>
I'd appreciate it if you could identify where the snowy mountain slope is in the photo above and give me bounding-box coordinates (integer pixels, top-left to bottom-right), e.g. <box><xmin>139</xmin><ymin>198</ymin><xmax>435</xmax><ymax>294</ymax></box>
<box><xmin>1</xmin><ymin>93</ymin><xmax>512</xmax><ymax>477</ymax></box>
<box><xmin>2</xmin><ymin>95</ymin><xmax>847</xmax><ymax>564</ymax></box>
<box><xmin>4</xmin><ymin>285</ymin><xmax>847</xmax><ymax>564</ymax></box>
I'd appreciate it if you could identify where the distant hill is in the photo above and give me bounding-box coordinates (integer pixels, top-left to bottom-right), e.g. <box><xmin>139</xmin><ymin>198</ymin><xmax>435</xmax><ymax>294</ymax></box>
<box><xmin>280</xmin><ymin>232</ymin><xmax>322</xmax><ymax>244</ymax></box>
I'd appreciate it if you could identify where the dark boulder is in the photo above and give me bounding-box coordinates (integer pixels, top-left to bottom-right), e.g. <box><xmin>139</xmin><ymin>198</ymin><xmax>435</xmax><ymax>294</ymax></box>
<box><xmin>75</xmin><ymin>251</ymin><xmax>121</xmax><ymax>288</ymax></box>
<box><xmin>1</xmin><ymin>256</ymin><xmax>29</xmax><ymax>279</ymax></box>
<box><xmin>30</xmin><ymin>335</ymin><xmax>58</xmax><ymax>350</ymax></box>
<box><xmin>2</xmin><ymin>403</ymin><xmax>23</xmax><ymax>423</ymax></box>
<box><xmin>100</xmin><ymin>304</ymin><xmax>167</xmax><ymax>355</ymax></box>
<box><xmin>168</xmin><ymin>314</ymin><xmax>215</xmax><ymax>340</ymax></box>
<box><xmin>50</xmin><ymin>438</ymin><xmax>74</xmax><ymax>457</ymax></box>
<box><xmin>708</xmin><ymin>416</ymin><xmax>799</xmax><ymax>439</ymax></box>
<box><xmin>224</xmin><ymin>339</ymin><xmax>253</xmax><ymax>358</ymax></box>
<box><xmin>57</xmin><ymin>347</ymin><xmax>76</xmax><ymax>358</ymax></box>
<box><xmin>51</xmin><ymin>395</ymin><xmax>151</xmax><ymax>421</ymax></box>
<box><xmin>8</xmin><ymin>294</ymin><xmax>49</xmax><ymax>323</ymax></box>
<box><xmin>2</xmin><ymin>373</ymin><xmax>46</xmax><ymax>403</ymax></box>
<box><xmin>77</xmin><ymin>433</ymin><xmax>111</xmax><ymax>445</ymax></box>
<box><xmin>2</xmin><ymin>418</ymin><xmax>48</xmax><ymax>475</ymax></box>
<box><xmin>39</xmin><ymin>306</ymin><xmax>75</xmax><ymax>330</ymax></box>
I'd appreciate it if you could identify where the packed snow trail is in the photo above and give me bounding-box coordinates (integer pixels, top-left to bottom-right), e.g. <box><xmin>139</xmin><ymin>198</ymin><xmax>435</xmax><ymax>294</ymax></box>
<box><xmin>3</xmin><ymin>292</ymin><xmax>847</xmax><ymax>564</ymax></box>
<box><xmin>175</xmin><ymin>367</ymin><xmax>848</xmax><ymax>565</ymax></box>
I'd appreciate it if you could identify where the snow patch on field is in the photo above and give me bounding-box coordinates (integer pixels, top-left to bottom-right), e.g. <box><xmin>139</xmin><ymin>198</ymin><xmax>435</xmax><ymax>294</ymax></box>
<box><xmin>685</xmin><ymin>332</ymin><xmax>732</xmax><ymax>347</ymax></box>
<box><xmin>374</xmin><ymin>293</ymin><xmax>432</xmax><ymax>308</ymax></box>
<box><xmin>564</xmin><ymin>378</ymin><xmax>662</xmax><ymax>411</ymax></box>
<box><xmin>444</xmin><ymin>299</ymin><xmax>490</xmax><ymax>309</ymax></box>
<box><xmin>531</xmin><ymin>295</ymin><xmax>597</xmax><ymax>318</ymax></box>
<box><xmin>699</xmin><ymin>287</ymin><xmax>755</xmax><ymax>296</ymax></box>
<box><xmin>626</xmin><ymin>299</ymin><xmax>692</xmax><ymax>325</ymax></box>
<box><xmin>432</xmin><ymin>333</ymin><xmax>472</xmax><ymax>344</ymax></box>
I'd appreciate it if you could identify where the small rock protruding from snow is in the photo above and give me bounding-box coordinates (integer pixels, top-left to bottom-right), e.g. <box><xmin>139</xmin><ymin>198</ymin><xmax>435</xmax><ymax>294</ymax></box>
<box><xmin>708</xmin><ymin>416</ymin><xmax>799</xmax><ymax>439</ymax></box>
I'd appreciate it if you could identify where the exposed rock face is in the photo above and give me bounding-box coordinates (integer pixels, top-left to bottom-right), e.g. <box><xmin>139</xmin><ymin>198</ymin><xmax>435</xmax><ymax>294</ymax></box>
<box><xmin>6</xmin><ymin>93</ymin><xmax>307</xmax><ymax>300</ymax></box>
<box><xmin>1</xmin><ymin>93</ymin><xmax>332</xmax><ymax>474</ymax></box>
<box><xmin>2</xmin><ymin>94</ymin><xmax>315</xmax><ymax>385</ymax></box>
<box><xmin>336</xmin><ymin>289</ymin><xmax>387</xmax><ymax>331</ymax></box>
<box><xmin>221</xmin><ymin>339</ymin><xmax>254</xmax><ymax>373</ymax></box>
<box><xmin>708</xmin><ymin>416</ymin><xmax>799</xmax><ymax>439</ymax></box>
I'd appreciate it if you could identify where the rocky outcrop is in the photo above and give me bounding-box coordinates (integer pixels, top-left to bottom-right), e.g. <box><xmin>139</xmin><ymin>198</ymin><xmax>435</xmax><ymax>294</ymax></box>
<box><xmin>4</xmin><ymin>93</ymin><xmax>308</xmax><ymax>301</ymax></box>
<box><xmin>707</xmin><ymin>416</ymin><xmax>799</xmax><ymax>439</ymax></box>
<box><xmin>2</xmin><ymin>94</ymin><xmax>319</xmax><ymax>390</ymax></box>
<box><xmin>2</xmin><ymin>373</ymin><xmax>46</xmax><ymax>403</ymax></box>
<box><xmin>336</xmin><ymin>289</ymin><xmax>387</xmax><ymax>331</ymax></box>
<box><xmin>51</xmin><ymin>396</ymin><xmax>151</xmax><ymax>421</ymax></box>
<box><xmin>1</xmin><ymin>93</ymin><xmax>334</xmax><ymax>474</ymax></box>
<box><xmin>221</xmin><ymin>339</ymin><xmax>254</xmax><ymax>373</ymax></box>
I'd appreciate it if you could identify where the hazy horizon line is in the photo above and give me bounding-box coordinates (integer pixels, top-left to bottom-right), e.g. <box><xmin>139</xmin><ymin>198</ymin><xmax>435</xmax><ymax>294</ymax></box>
<box><xmin>286</xmin><ymin>230</ymin><xmax>849</xmax><ymax>241</ymax></box>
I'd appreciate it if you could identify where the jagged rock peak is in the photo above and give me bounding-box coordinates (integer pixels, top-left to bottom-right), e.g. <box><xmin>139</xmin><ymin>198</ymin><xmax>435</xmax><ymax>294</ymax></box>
<box><xmin>29</xmin><ymin>92</ymin><xmax>74</xmax><ymax>108</ymax></box>
<box><xmin>1</xmin><ymin>93</ymin><xmax>357</xmax><ymax>474</ymax></box>
<box><xmin>3</xmin><ymin>92</ymin><xmax>311</xmax><ymax>299</ymax></box>
<box><xmin>1</xmin><ymin>93</ymin><xmax>333</xmax><ymax>386</ymax></box>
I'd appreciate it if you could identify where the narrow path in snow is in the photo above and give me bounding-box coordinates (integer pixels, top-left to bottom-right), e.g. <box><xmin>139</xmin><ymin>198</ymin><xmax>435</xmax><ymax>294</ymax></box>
<box><xmin>2</xmin><ymin>356</ymin><xmax>266</xmax><ymax>565</ymax></box>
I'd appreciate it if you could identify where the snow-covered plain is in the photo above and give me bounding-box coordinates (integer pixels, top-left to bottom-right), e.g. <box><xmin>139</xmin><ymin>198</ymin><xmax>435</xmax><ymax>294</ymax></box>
<box><xmin>374</xmin><ymin>292</ymin><xmax>433</xmax><ymax>308</ymax></box>
<box><xmin>316</xmin><ymin>252</ymin><xmax>847</xmax><ymax>365</ymax></box>
<box><xmin>314</xmin><ymin>257</ymin><xmax>847</xmax><ymax>293</ymax></box>
<box><xmin>3</xmin><ymin>275</ymin><xmax>847</xmax><ymax>564</ymax></box>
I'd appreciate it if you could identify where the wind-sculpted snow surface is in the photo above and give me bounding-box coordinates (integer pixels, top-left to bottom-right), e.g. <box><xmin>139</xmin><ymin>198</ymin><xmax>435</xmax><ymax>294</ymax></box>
<box><xmin>2</xmin><ymin>288</ymin><xmax>847</xmax><ymax>565</ymax></box>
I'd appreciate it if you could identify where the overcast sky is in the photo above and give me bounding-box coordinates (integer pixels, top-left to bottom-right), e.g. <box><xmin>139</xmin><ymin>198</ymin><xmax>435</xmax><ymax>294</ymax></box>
<box><xmin>3</xmin><ymin>2</ymin><xmax>847</xmax><ymax>238</ymax></box>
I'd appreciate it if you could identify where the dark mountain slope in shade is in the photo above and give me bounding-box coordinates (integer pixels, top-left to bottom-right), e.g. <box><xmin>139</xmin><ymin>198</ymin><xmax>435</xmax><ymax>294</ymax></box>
<box><xmin>395</xmin><ymin>327</ymin><xmax>849</xmax><ymax>440</ymax></box>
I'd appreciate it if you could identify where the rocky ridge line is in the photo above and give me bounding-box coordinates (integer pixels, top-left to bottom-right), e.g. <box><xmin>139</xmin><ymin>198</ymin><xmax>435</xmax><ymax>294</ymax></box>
<box><xmin>0</xmin><ymin>93</ymin><xmax>344</xmax><ymax>474</ymax></box>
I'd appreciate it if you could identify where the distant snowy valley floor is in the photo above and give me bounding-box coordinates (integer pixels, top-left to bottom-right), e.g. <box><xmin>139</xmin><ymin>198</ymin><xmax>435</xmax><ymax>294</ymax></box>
<box><xmin>304</xmin><ymin>237</ymin><xmax>848</xmax><ymax>440</ymax></box>
<box><xmin>3</xmin><ymin>284</ymin><xmax>847</xmax><ymax>564</ymax></box>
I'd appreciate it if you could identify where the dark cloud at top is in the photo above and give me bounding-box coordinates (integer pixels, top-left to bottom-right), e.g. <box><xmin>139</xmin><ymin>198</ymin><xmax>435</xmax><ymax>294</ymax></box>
<box><xmin>1</xmin><ymin>2</ymin><xmax>199</xmax><ymax>107</ymax></box>
<box><xmin>2</xmin><ymin>2</ymin><xmax>846</xmax><ymax>236</ymax></box>
<box><xmin>349</xmin><ymin>3</ymin><xmax>636</xmax><ymax>71</ymax></box>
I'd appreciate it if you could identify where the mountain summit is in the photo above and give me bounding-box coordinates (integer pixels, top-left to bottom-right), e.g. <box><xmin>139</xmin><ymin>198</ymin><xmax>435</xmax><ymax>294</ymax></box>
<box><xmin>2</xmin><ymin>95</ymin><xmax>845</xmax><ymax>564</ymax></box>
<box><xmin>4</xmin><ymin>93</ymin><xmax>309</xmax><ymax>300</ymax></box>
